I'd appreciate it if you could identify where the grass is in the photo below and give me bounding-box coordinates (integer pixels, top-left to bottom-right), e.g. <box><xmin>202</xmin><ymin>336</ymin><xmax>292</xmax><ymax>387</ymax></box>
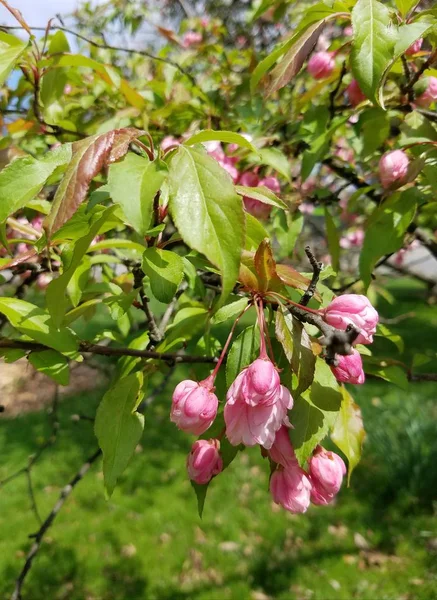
<box><xmin>0</xmin><ymin>277</ymin><xmax>436</xmax><ymax>600</ymax></box>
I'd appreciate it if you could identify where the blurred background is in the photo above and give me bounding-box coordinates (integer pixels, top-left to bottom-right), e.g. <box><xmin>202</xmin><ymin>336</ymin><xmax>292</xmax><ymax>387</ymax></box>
<box><xmin>1</xmin><ymin>1</ymin><xmax>437</xmax><ymax>599</ymax></box>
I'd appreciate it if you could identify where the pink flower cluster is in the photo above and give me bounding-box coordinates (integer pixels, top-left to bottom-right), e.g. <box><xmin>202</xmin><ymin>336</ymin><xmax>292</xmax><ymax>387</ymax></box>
<box><xmin>323</xmin><ymin>294</ymin><xmax>379</xmax><ymax>384</ymax></box>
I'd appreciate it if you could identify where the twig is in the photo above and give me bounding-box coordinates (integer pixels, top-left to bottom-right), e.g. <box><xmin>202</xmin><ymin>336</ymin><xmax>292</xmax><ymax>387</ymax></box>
<box><xmin>403</xmin><ymin>49</ymin><xmax>437</xmax><ymax>95</ymax></box>
<box><xmin>159</xmin><ymin>283</ymin><xmax>188</xmax><ymax>334</ymax></box>
<box><xmin>409</xmin><ymin>373</ymin><xmax>437</xmax><ymax>382</ymax></box>
<box><xmin>329</xmin><ymin>61</ymin><xmax>347</xmax><ymax>120</ymax></box>
<box><xmin>133</xmin><ymin>266</ymin><xmax>163</xmax><ymax>345</ymax></box>
<box><xmin>0</xmin><ymin>339</ymin><xmax>218</xmax><ymax>364</ymax></box>
<box><xmin>25</xmin><ymin>470</ymin><xmax>42</xmax><ymax>526</ymax></box>
<box><xmin>0</xmin><ymin>24</ymin><xmax>200</xmax><ymax>89</ymax></box>
<box><xmin>300</xmin><ymin>246</ymin><xmax>323</xmax><ymax>306</ymax></box>
<box><xmin>140</xmin><ymin>365</ymin><xmax>176</xmax><ymax>410</ymax></box>
<box><xmin>10</xmin><ymin>449</ymin><xmax>102</xmax><ymax>600</ymax></box>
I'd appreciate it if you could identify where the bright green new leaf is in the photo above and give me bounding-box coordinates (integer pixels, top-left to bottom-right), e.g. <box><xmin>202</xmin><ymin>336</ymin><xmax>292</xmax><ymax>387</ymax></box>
<box><xmin>142</xmin><ymin>247</ymin><xmax>184</xmax><ymax>303</ymax></box>
<box><xmin>168</xmin><ymin>145</ymin><xmax>244</xmax><ymax>303</ymax></box>
<box><xmin>290</xmin><ymin>395</ymin><xmax>332</xmax><ymax>467</ymax></box>
<box><xmin>107</xmin><ymin>154</ymin><xmax>168</xmax><ymax>235</ymax></box>
<box><xmin>351</xmin><ymin>0</ymin><xmax>398</xmax><ymax>106</ymax></box>
<box><xmin>0</xmin><ymin>31</ymin><xmax>27</xmax><ymax>86</ymax></box>
<box><xmin>244</xmin><ymin>213</ymin><xmax>269</xmax><ymax>252</ymax></box>
<box><xmin>103</xmin><ymin>289</ymin><xmax>138</xmax><ymax>320</ymax></box>
<box><xmin>116</xmin><ymin>330</ymin><xmax>150</xmax><ymax>379</ymax></box>
<box><xmin>28</xmin><ymin>350</ymin><xmax>70</xmax><ymax>385</ymax></box>
<box><xmin>46</xmin><ymin>206</ymin><xmax>115</xmax><ymax>327</ymax></box>
<box><xmin>249</xmin><ymin>148</ymin><xmax>291</xmax><ymax>182</ymax></box>
<box><xmin>95</xmin><ymin>372</ymin><xmax>145</xmax><ymax>497</ymax></box>
<box><xmin>183</xmin><ymin>130</ymin><xmax>258</xmax><ymax>154</ymax></box>
<box><xmin>359</xmin><ymin>189</ymin><xmax>419</xmax><ymax>289</ymax></box>
<box><xmin>0</xmin><ymin>145</ymin><xmax>72</xmax><ymax>223</ymax></box>
<box><xmin>0</xmin><ymin>297</ymin><xmax>78</xmax><ymax>356</ymax></box>
<box><xmin>235</xmin><ymin>185</ymin><xmax>288</xmax><ymax>210</ymax></box>
<box><xmin>332</xmin><ymin>388</ymin><xmax>366</xmax><ymax>483</ymax></box>
<box><xmin>273</xmin><ymin>210</ymin><xmax>304</xmax><ymax>260</ymax></box>
<box><xmin>395</xmin><ymin>0</ymin><xmax>419</xmax><ymax>18</ymax></box>
<box><xmin>211</xmin><ymin>297</ymin><xmax>249</xmax><ymax>325</ymax></box>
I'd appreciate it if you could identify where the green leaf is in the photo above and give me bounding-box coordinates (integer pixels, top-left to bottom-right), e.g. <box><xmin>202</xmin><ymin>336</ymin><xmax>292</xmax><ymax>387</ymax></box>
<box><xmin>157</xmin><ymin>307</ymin><xmax>208</xmax><ymax>352</ymax></box>
<box><xmin>0</xmin><ymin>145</ymin><xmax>72</xmax><ymax>223</ymax></box>
<box><xmin>226</xmin><ymin>325</ymin><xmax>260</xmax><ymax>387</ymax></box>
<box><xmin>272</xmin><ymin>210</ymin><xmax>304</xmax><ymax>259</ymax></box>
<box><xmin>107</xmin><ymin>154</ymin><xmax>168</xmax><ymax>235</ymax></box>
<box><xmin>95</xmin><ymin>372</ymin><xmax>145</xmax><ymax>497</ymax></box>
<box><xmin>289</xmin><ymin>395</ymin><xmax>331</xmax><ymax>467</ymax></box>
<box><xmin>116</xmin><ymin>330</ymin><xmax>150</xmax><ymax>379</ymax></box>
<box><xmin>275</xmin><ymin>310</ymin><xmax>316</xmax><ymax>396</ymax></box>
<box><xmin>375</xmin><ymin>323</ymin><xmax>404</xmax><ymax>352</ymax></box>
<box><xmin>362</xmin><ymin>357</ymin><xmax>409</xmax><ymax>390</ymax></box>
<box><xmin>309</xmin><ymin>358</ymin><xmax>343</xmax><ymax>412</ymax></box>
<box><xmin>0</xmin><ymin>298</ymin><xmax>78</xmax><ymax>356</ymax></box>
<box><xmin>301</xmin><ymin>115</ymin><xmax>349</xmax><ymax>181</ymax></box>
<box><xmin>46</xmin><ymin>206</ymin><xmax>115</xmax><ymax>327</ymax></box>
<box><xmin>211</xmin><ymin>297</ymin><xmax>249</xmax><ymax>325</ymax></box>
<box><xmin>395</xmin><ymin>0</ymin><xmax>419</xmax><ymax>18</ymax></box>
<box><xmin>183</xmin><ymin>130</ymin><xmax>258</xmax><ymax>154</ymax></box>
<box><xmin>168</xmin><ymin>145</ymin><xmax>244</xmax><ymax>303</ymax></box>
<box><xmin>0</xmin><ymin>31</ymin><xmax>27</xmax><ymax>85</ymax></box>
<box><xmin>324</xmin><ymin>207</ymin><xmax>340</xmax><ymax>273</ymax></box>
<box><xmin>331</xmin><ymin>388</ymin><xmax>366</xmax><ymax>483</ymax></box>
<box><xmin>249</xmin><ymin>148</ymin><xmax>291</xmax><ymax>182</ymax></box>
<box><xmin>359</xmin><ymin>189</ymin><xmax>419</xmax><ymax>289</ymax></box>
<box><xmin>235</xmin><ymin>185</ymin><xmax>288</xmax><ymax>210</ymax></box>
<box><xmin>351</xmin><ymin>0</ymin><xmax>398</xmax><ymax>106</ymax></box>
<box><xmin>244</xmin><ymin>213</ymin><xmax>269</xmax><ymax>252</ymax></box>
<box><xmin>103</xmin><ymin>289</ymin><xmax>138</xmax><ymax>320</ymax></box>
<box><xmin>142</xmin><ymin>247</ymin><xmax>184</xmax><ymax>304</ymax></box>
<box><xmin>28</xmin><ymin>350</ymin><xmax>69</xmax><ymax>385</ymax></box>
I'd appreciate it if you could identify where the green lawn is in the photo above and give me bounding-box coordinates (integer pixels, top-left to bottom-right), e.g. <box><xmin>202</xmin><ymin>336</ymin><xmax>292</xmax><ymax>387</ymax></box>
<box><xmin>1</xmin><ymin>278</ymin><xmax>436</xmax><ymax>600</ymax></box>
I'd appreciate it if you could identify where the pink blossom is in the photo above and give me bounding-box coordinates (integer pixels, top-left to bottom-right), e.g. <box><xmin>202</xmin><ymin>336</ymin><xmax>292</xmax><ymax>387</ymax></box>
<box><xmin>415</xmin><ymin>76</ymin><xmax>437</xmax><ymax>108</ymax></box>
<box><xmin>323</xmin><ymin>294</ymin><xmax>379</xmax><ymax>345</ymax></box>
<box><xmin>344</xmin><ymin>25</ymin><xmax>353</xmax><ymax>36</ymax></box>
<box><xmin>330</xmin><ymin>349</ymin><xmax>365</xmax><ymax>384</ymax></box>
<box><xmin>182</xmin><ymin>31</ymin><xmax>203</xmax><ymax>48</ymax></box>
<box><xmin>269</xmin><ymin>425</ymin><xmax>297</xmax><ymax>467</ymax></box>
<box><xmin>224</xmin><ymin>358</ymin><xmax>293</xmax><ymax>449</ymax></box>
<box><xmin>36</xmin><ymin>273</ymin><xmax>52</xmax><ymax>290</ymax></box>
<box><xmin>171</xmin><ymin>379</ymin><xmax>218</xmax><ymax>435</ymax></box>
<box><xmin>270</xmin><ymin>464</ymin><xmax>312</xmax><ymax>513</ymax></box>
<box><xmin>259</xmin><ymin>176</ymin><xmax>281</xmax><ymax>194</ymax></box>
<box><xmin>406</xmin><ymin>38</ymin><xmax>423</xmax><ymax>56</ymax></box>
<box><xmin>307</xmin><ymin>51</ymin><xmax>335</xmax><ymax>80</ymax></box>
<box><xmin>187</xmin><ymin>439</ymin><xmax>223</xmax><ymax>485</ymax></box>
<box><xmin>309</xmin><ymin>445</ymin><xmax>346</xmax><ymax>505</ymax></box>
<box><xmin>298</xmin><ymin>202</ymin><xmax>315</xmax><ymax>215</ymax></box>
<box><xmin>346</xmin><ymin>79</ymin><xmax>366</xmax><ymax>107</ymax></box>
<box><xmin>243</xmin><ymin>198</ymin><xmax>272</xmax><ymax>220</ymax></box>
<box><xmin>379</xmin><ymin>150</ymin><xmax>410</xmax><ymax>188</ymax></box>
<box><xmin>340</xmin><ymin>229</ymin><xmax>364</xmax><ymax>249</ymax></box>
<box><xmin>239</xmin><ymin>171</ymin><xmax>259</xmax><ymax>187</ymax></box>
<box><xmin>161</xmin><ymin>136</ymin><xmax>180</xmax><ymax>151</ymax></box>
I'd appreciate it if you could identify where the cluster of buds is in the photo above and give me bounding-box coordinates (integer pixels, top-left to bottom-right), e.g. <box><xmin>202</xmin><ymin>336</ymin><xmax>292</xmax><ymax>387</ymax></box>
<box><xmin>379</xmin><ymin>149</ymin><xmax>410</xmax><ymax>189</ymax></box>
<box><xmin>323</xmin><ymin>294</ymin><xmax>379</xmax><ymax>384</ymax></box>
<box><xmin>170</xmin><ymin>292</ymin><xmax>378</xmax><ymax>513</ymax></box>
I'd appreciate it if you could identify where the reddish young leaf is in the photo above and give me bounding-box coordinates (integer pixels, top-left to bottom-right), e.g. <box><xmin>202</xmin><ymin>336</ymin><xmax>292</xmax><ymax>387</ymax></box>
<box><xmin>254</xmin><ymin>239</ymin><xmax>279</xmax><ymax>292</ymax></box>
<box><xmin>108</xmin><ymin>127</ymin><xmax>147</xmax><ymax>163</ymax></box>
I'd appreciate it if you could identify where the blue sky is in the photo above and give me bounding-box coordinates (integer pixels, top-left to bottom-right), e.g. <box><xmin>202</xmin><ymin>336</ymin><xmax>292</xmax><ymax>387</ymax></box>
<box><xmin>1</xmin><ymin>0</ymin><xmax>86</xmax><ymax>26</ymax></box>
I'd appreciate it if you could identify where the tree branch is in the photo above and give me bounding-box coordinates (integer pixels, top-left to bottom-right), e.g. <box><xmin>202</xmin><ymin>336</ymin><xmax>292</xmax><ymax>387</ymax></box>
<box><xmin>300</xmin><ymin>246</ymin><xmax>323</xmax><ymax>306</ymax></box>
<box><xmin>0</xmin><ymin>339</ymin><xmax>218</xmax><ymax>364</ymax></box>
<box><xmin>133</xmin><ymin>266</ymin><xmax>163</xmax><ymax>345</ymax></box>
<box><xmin>10</xmin><ymin>449</ymin><xmax>102</xmax><ymax>600</ymax></box>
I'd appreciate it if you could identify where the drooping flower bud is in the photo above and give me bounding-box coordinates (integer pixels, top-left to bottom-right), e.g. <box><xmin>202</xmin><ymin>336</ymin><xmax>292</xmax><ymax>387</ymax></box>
<box><xmin>378</xmin><ymin>149</ymin><xmax>410</xmax><ymax>189</ymax></box>
<box><xmin>269</xmin><ymin>425</ymin><xmax>297</xmax><ymax>467</ymax></box>
<box><xmin>239</xmin><ymin>171</ymin><xmax>260</xmax><ymax>187</ymax></box>
<box><xmin>307</xmin><ymin>51</ymin><xmax>335</xmax><ymax>80</ymax></box>
<box><xmin>309</xmin><ymin>445</ymin><xmax>346</xmax><ymax>505</ymax></box>
<box><xmin>224</xmin><ymin>358</ymin><xmax>293</xmax><ymax>449</ymax></box>
<box><xmin>270</xmin><ymin>464</ymin><xmax>312</xmax><ymax>513</ymax></box>
<box><xmin>330</xmin><ymin>349</ymin><xmax>365</xmax><ymax>384</ymax></box>
<box><xmin>345</xmin><ymin>79</ymin><xmax>366</xmax><ymax>107</ymax></box>
<box><xmin>414</xmin><ymin>76</ymin><xmax>437</xmax><ymax>108</ymax></box>
<box><xmin>405</xmin><ymin>38</ymin><xmax>423</xmax><ymax>56</ymax></box>
<box><xmin>187</xmin><ymin>439</ymin><xmax>223</xmax><ymax>484</ymax></box>
<box><xmin>171</xmin><ymin>379</ymin><xmax>218</xmax><ymax>435</ymax></box>
<box><xmin>323</xmin><ymin>294</ymin><xmax>379</xmax><ymax>345</ymax></box>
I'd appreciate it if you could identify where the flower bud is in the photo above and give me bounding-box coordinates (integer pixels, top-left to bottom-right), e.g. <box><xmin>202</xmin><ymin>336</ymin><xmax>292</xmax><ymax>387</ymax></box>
<box><xmin>269</xmin><ymin>425</ymin><xmax>297</xmax><ymax>467</ymax></box>
<box><xmin>258</xmin><ymin>176</ymin><xmax>281</xmax><ymax>194</ymax></box>
<box><xmin>379</xmin><ymin>150</ymin><xmax>410</xmax><ymax>189</ymax></box>
<box><xmin>307</xmin><ymin>51</ymin><xmax>335</xmax><ymax>80</ymax></box>
<box><xmin>330</xmin><ymin>349</ymin><xmax>365</xmax><ymax>384</ymax></box>
<box><xmin>241</xmin><ymin>358</ymin><xmax>281</xmax><ymax>407</ymax></box>
<box><xmin>171</xmin><ymin>379</ymin><xmax>218</xmax><ymax>435</ymax></box>
<box><xmin>405</xmin><ymin>38</ymin><xmax>423</xmax><ymax>56</ymax></box>
<box><xmin>243</xmin><ymin>198</ymin><xmax>272</xmax><ymax>220</ymax></box>
<box><xmin>346</xmin><ymin>79</ymin><xmax>366</xmax><ymax>107</ymax></box>
<box><xmin>182</xmin><ymin>31</ymin><xmax>203</xmax><ymax>48</ymax></box>
<box><xmin>323</xmin><ymin>294</ymin><xmax>379</xmax><ymax>345</ymax></box>
<box><xmin>187</xmin><ymin>439</ymin><xmax>223</xmax><ymax>484</ymax></box>
<box><xmin>239</xmin><ymin>171</ymin><xmax>259</xmax><ymax>187</ymax></box>
<box><xmin>270</xmin><ymin>465</ymin><xmax>312</xmax><ymax>513</ymax></box>
<box><xmin>309</xmin><ymin>446</ymin><xmax>346</xmax><ymax>505</ymax></box>
<box><xmin>414</xmin><ymin>76</ymin><xmax>437</xmax><ymax>108</ymax></box>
